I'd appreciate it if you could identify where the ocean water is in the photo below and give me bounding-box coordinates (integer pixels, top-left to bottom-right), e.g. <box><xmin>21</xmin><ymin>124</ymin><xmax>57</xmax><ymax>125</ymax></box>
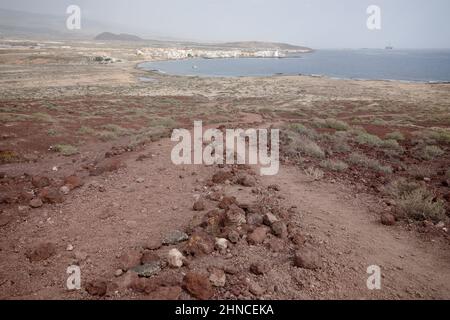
<box><xmin>139</xmin><ymin>49</ymin><xmax>450</xmax><ymax>82</ymax></box>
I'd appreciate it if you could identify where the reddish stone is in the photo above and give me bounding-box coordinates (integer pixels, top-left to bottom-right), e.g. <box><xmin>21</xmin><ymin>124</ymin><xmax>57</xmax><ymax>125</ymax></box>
<box><xmin>247</xmin><ymin>227</ymin><xmax>268</xmax><ymax>245</ymax></box>
<box><xmin>89</xmin><ymin>158</ymin><xmax>125</xmax><ymax>176</ymax></box>
<box><xmin>225</xmin><ymin>204</ymin><xmax>246</xmax><ymax>226</ymax></box>
<box><xmin>86</xmin><ymin>280</ymin><xmax>107</xmax><ymax>296</ymax></box>
<box><xmin>38</xmin><ymin>187</ymin><xmax>64</xmax><ymax>204</ymax></box>
<box><xmin>183</xmin><ymin>231</ymin><xmax>214</xmax><ymax>256</ymax></box>
<box><xmin>218</xmin><ymin>196</ymin><xmax>237</xmax><ymax>210</ymax></box>
<box><xmin>64</xmin><ymin>175</ymin><xmax>84</xmax><ymax>190</ymax></box>
<box><xmin>381</xmin><ymin>213</ymin><xmax>396</xmax><ymax>226</ymax></box>
<box><xmin>183</xmin><ymin>272</ymin><xmax>214</xmax><ymax>300</ymax></box>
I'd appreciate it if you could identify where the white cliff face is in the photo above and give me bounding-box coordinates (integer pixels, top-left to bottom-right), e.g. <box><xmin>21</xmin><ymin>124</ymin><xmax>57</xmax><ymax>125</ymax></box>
<box><xmin>135</xmin><ymin>47</ymin><xmax>305</xmax><ymax>60</ymax></box>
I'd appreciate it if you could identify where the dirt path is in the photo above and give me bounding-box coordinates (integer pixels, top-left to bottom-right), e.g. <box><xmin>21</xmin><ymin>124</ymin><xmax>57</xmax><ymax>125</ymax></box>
<box><xmin>262</xmin><ymin>165</ymin><xmax>450</xmax><ymax>299</ymax></box>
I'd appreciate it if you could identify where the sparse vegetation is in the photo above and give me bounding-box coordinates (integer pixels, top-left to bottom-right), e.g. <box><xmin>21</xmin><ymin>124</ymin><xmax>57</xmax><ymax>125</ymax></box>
<box><xmin>314</xmin><ymin>118</ymin><xmax>350</xmax><ymax>131</ymax></box>
<box><xmin>32</xmin><ymin>112</ymin><xmax>55</xmax><ymax>122</ymax></box>
<box><xmin>325</xmin><ymin>132</ymin><xmax>351</xmax><ymax>153</ymax></box>
<box><xmin>78</xmin><ymin>126</ymin><xmax>96</xmax><ymax>135</ymax></box>
<box><xmin>0</xmin><ymin>150</ymin><xmax>19</xmax><ymax>163</ymax></box>
<box><xmin>355</xmin><ymin>132</ymin><xmax>383</xmax><ymax>147</ymax></box>
<box><xmin>304</xmin><ymin>167</ymin><xmax>324</xmax><ymax>181</ymax></box>
<box><xmin>397</xmin><ymin>188</ymin><xmax>446</xmax><ymax>222</ymax></box>
<box><xmin>382</xmin><ymin>139</ymin><xmax>401</xmax><ymax>150</ymax></box>
<box><xmin>97</xmin><ymin>131</ymin><xmax>118</xmax><ymax>141</ymax></box>
<box><xmin>148</xmin><ymin>117</ymin><xmax>177</xmax><ymax>129</ymax></box>
<box><xmin>320</xmin><ymin>159</ymin><xmax>348</xmax><ymax>172</ymax></box>
<box><xmin>348</xmin><ymin>152</ymin><xmax>393</xmax><ymax>174</ymax></box>
<box><xmin>102</xmin><ymin>124</ymin><xmax>131</xmax><ymax>136</ymax></box>
<box><xmin>53</xmin><ymin>144</ymin><xmax>78</xmax><ymax>156</ymax></box>
<box><xmin>296</xmin><ymin>138</ymin><xmax>325</xmax><ymax>158</ymax></box>
<box><xmin>407</xmin><ymin>164</ymin><xmax>434</xmax><ymax>180</ymax></box>
<box><xmin>383</xmin><ymin>178</ymin><xmax>445</xmax><ymax>222</ymax></box>
<box><xmin>0</xmin><ymin>113</ymin><xmax>30</xmax><ymax>122</ymax></box>
<box><xmin>386</xmin><ymin>131</ymin><xmax>405</xmax><ymax>141</ymax></box>
<box><xmin>289</xmin><ymin>123</ymin><xmax>318</xmax><ymax>139</ymax></box>
<box><xmin>415</xmin><ymin>145</ymin><xmax>445</xmax><ymax>160</ymax></box>
<box><xmin>383</xmin><ymin>178</ymin><xmax>421</xmax><ymax>199</ymax></box>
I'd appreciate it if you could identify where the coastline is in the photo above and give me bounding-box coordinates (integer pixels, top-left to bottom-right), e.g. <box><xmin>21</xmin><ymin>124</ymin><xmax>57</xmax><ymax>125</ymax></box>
<box><xmin>137</xmin><ymin>50</ymin><xmax>450</xmax><ymax>84</ymax></box>
<box><xmin>136</xmin><ymin>60</ymin><xmax>450</xmax><ymax>85</ymax></box>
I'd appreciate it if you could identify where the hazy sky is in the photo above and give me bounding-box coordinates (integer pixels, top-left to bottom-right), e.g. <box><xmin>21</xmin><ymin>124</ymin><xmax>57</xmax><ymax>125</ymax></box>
<box><xmin>0</xmin><ymin>0</ymin><xmax>449</xmax><ymax>48</ymax></box>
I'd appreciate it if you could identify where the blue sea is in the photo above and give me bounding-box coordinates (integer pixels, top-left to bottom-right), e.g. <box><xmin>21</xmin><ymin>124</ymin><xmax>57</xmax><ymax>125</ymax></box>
<box><xmin>139</xmin><ymin>49</ymin><xmax>450</xmax><ymax>83</ymax></box>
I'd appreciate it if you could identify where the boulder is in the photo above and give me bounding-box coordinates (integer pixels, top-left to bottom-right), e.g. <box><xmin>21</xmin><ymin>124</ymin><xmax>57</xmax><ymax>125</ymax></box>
<box><xmin>247</xmin><ymin>227</ymin><xmax>268</xmax><ymax>245</ymax></box>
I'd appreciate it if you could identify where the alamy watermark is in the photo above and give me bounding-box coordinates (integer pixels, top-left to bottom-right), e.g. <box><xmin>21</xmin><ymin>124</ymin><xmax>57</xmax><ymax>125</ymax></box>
<box><xmin>66</xmin><ymin>5</ymin><xmax>81</xmax><ymax>30</ymax></box>
<box><xmin>66</xmin><ymin>265</ymin><xmax>81</xmax><ymax>290</ymax></box>
<box><xmin>170</xmin><ymin>121</ymin><xmax>279</xmax><ymax>176</ymax></box>
<box><xmin>367</xmin><ymin>5</ymin><xmax>381</xmax><ymax>30</ymax></box>
<box><xmin>366</xmin><ymin>265</ymin><xmax>381</xmax><ymax>290</ymax></box>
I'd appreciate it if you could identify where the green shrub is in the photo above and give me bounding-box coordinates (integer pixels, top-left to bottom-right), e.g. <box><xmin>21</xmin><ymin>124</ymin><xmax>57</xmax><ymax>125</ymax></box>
<box><xmin>372</xmin><ymin>118</ymin><xmax>387</xmax><ymax>126</ymax></box>
<box><xmin>325</xmin><ymin>132</ymin><xmax>351</xmax><ymax>153</ymax></box>
<box><xmin>407</xmin><ymin>165</ymin><xmax>434</xmax><ymax>180</ymax></box>
<box><xmin>348</xmin><ymin>152</ymin><xmax>393</xmax><ymax>174</ymax></box>
<box><xmin>97</xmin><ymin>131</ymin><xmax>118</xmax><ymax>141</ymax></box>
<box><xmin>415</xmin><ymin>145</ymin><xmax>445</xmax><ymax>160</ymax></box>
<box><xmin>53</xmin><ymin>144</ymin><xmax>78</xmax><ymax>156</ymax></box>
<box><xmin>296</xmin><ymin>138</ymin><xmax>325</xmax><ymax>158</ymax></box>
<box><xmin>102</xmin><ymin>124</ymin><xmax>130</xmax><ymax>136</ymax></box>
<box><xmin>355</xmin><ymin>133</ymin><xmax>383</xmax><ymax>147</ymax></box>
<box><xmin>383</xmin><ymin>178</ymin><xmax>421</xmax><ymax>199</ymax></box>
<box><xmin>47</xmin><ymin>129</ymin><xmax>57</xmax><ymax>136</ymax></box>
<box><xmin>425</xmin><ymin>129</ymin><xmax>450</xmax><ymax>145</ymax></box>
<box><xmin>304</xmin><ymin>167</ymin><xmax>324</xmax><ymax>181</ymax></box>
<box><xmin>78</xmin><ymin>126</ymin><xmax>96</xmax><ymax>135</ymax></box>
<box><xmin>386</xmin><ymin>131</ymin><xmax>405</xmax><ymax>141</ymax></box>
<box><xmin>397</xmin><ymin>188</ymin><xmax>446</xmax><ymax>222</ymax></box>
<box><xmin>382</xmin><ymin>139</ymin><xmax>401</xmax><ymax>150</ymax></box>
<box><xmin>289</xmin><ymin>123</ymin><xmax>318</xmax><ymax>139</ymax></box>
<box><xmin>320</xmin><ymin>159</ymin><xmax>348</xmax><ymax>172</ymax></box>
<box><xmin>148</xmin><ymin>117</ymin><xmax>177</xmax><ymax>129</ymax></box>
<box><xmin>314</xmin><ymin>118</ymin><xmax>350</xmax><ymax>131</ymax></box>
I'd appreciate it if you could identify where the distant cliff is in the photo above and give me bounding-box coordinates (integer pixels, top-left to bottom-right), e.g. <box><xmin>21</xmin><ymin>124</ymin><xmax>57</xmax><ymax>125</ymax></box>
<box><xmin>94</xmin><ymin>32</ymin><xmax>143</xmax><ymax>41</ymax></box>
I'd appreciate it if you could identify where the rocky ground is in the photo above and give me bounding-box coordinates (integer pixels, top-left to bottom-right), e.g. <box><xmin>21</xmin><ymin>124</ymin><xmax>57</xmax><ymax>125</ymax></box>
<box><xmin>0</xmin><ymin>40</ymin><xmax>449</xmax><ymax>300</ymax></box>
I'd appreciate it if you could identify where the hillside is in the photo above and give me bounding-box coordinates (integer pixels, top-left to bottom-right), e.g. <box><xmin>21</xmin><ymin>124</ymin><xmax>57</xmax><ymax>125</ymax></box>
<box><xmin>94</xmin><ymin>32</ymin><xmax>144</xmax><ymax>41</ymax></box>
